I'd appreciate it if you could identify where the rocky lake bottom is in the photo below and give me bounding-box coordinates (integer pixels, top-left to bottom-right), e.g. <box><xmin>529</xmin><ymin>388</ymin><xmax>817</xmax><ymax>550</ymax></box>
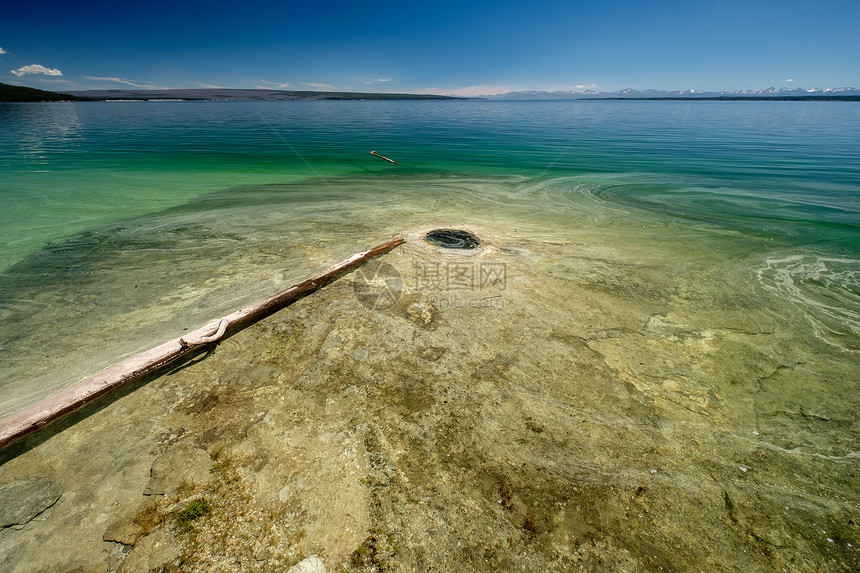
<box><xmin>1</xmin><ymin>202</ymin><xmax>857</xmax><ymax>571</ymax></box>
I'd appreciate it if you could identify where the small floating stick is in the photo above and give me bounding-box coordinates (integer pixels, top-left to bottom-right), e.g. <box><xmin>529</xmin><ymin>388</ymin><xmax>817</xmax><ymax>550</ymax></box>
<box><xmin>0</xmin><ymin>236</ymin><xmax>405</xmax><ymax>449</ymax></box>
<box><xmin>370</xmin><ymin>150</ymin><xmax>399</xmax><ymax>165</ymax></box>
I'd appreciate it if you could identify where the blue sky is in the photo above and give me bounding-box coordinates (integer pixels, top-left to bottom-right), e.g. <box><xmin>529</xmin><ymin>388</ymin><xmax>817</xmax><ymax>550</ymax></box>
<box><xmin>2</xmin><ymin>0</ymin><xmax>858</xmax><ymax>94</ymax></box>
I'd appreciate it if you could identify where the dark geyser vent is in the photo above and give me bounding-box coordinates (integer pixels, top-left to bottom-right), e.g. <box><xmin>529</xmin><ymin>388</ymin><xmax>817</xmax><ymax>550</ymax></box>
<box><xmin>423</xmin><ymin>229</ymin><xmax>481</xmax><ymax>249</ymax></box>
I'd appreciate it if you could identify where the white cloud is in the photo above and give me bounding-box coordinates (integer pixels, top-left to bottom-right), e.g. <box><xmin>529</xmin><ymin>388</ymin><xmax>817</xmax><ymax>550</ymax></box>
<box><xmin>84</xmin><ymin>76</ymin><xmax>149</xmax><ymax>87</ymax></box>
<box><xmin>305</xmin><ymin>82</ymin><xmax>335</xmax><ymax>91</ymax></box>
<box><xmin>82</xmin><ymin>76</ymin><xmax>172</xmax><ymax>89</ymax></box>
<box><xmin>256</xmin><ymin>79</ymin><xmax>291</xmax><ymax>89</ymax></box>
<box><xmin>0</xmin><ymin>47</ymin><xmax>6</xmax><ymax>55</ymax></box>
<box><xmin>363</xmin><ymin>77</ymin><xmax>391</xmax><ymax>85</ymax></box>
<box><xmin>786</xmin><ymin>78</ymin><xmax>794</xmax><ymax>82</ymax></box>
<box><xmin>11</xmin><ymin>64</ymin><xmax>63</xmax><ymax>77</ymax></box>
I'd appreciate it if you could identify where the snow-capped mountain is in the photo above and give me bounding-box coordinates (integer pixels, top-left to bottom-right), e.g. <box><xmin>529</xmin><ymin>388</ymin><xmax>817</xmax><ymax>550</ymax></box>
<box><xmin>491</xmin><ymin>87</ymin><xmax>860</xmax><ymax>99</ymax></box>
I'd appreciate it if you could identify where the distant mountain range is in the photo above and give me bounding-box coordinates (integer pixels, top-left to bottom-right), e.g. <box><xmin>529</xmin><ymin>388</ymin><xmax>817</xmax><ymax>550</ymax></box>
<box><xmin>62</xmin><ymin>88</ymin><xmax>458</xmax><ymax>101</ymax></box>
<box><xmin>3</xmin><ymin>83</ymin><xmax>859</xmax><ymax>102</ymax></box>
<box><xmin>490</xmin><ymin>87</ymin><xmax>860</xmax><ymax>100</ymax></box>
<box><xmin>66</xmin><ymin>86</ymin><xmax>860</xmax><ymax>102</ymax></box>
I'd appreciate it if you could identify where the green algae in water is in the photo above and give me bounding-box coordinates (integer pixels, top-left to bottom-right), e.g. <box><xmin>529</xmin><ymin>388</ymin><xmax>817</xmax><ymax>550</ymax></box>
<box><xmin>4</xmin><ymin>204</ymin><xmax>856</xmax><ymax>570</ymax></box>
<box><xmin>0</xmin><ymin>101</ymin><xmax>858</xmax><ymax>571</ymax></box>
<box><xmin>175</xmin><ymin>498</ymin><xmax>209</xmax><ymax>531</ymax></box>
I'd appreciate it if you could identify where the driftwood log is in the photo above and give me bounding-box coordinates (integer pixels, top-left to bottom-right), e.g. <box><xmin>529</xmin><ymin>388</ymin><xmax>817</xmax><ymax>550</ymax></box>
<box><xmin>370</xmin><ymin>151</ymin><xmax>398</xmax><ymax>165</ymax></box>
<box><xmin>0</xmin><ymin>236</ymin><xmax>405</xmax><ymax>449</ymax></box>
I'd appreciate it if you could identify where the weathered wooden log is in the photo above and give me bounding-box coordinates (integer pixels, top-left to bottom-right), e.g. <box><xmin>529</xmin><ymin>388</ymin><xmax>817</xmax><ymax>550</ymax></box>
<box><xmin>0</xmin><ymin>236</ymin><xmax>405</xmax><ymax>449</ymax></box>
<box><xmin>370</xmin><ymin>150</ymin><xmax>398</xmax><ymax>165</ymax></box>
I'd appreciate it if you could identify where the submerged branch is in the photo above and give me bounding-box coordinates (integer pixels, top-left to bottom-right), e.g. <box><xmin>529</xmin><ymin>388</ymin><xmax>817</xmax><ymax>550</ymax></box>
<box><xmin>0</xmin><ymin>236</ymin><xmax>405</xmax><ymax>449</ymax></box>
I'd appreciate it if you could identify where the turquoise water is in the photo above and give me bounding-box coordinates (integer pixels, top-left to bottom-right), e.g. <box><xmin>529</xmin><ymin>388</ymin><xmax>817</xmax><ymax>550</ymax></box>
<box><xmin>1</xmin><ymin>100</ymin><xmax>860</xmax><ymax>570</ymax></box>
<box><xmin>2</xmin><ymin>101</ymin><xmax>858</xmax><ymax>265</ymax></box>
<box><xmin>2</xmin><ymin>101</ymin><xmax>858</xmax><ymax>271</ymax></box>
<box><xmin>1</xmin><ymin>100</ymin><xmax>858</xmax><ymax>412</ymax></box>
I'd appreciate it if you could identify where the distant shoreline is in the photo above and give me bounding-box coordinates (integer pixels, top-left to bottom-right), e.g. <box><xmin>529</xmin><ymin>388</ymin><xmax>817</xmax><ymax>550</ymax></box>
<box><xmin>2</xmin><ymin>83</ymin><xmax>859</xmax><ymax>103</ymax></box>
<box><xmin>64</xmin><ymin>88</ymin><xmax>462</xmax><ymax>101</ymax></box>
<box><xmin>0</xmin><ymin>84</ymin><xmax>463</xmax><ymax>103</ymax></box>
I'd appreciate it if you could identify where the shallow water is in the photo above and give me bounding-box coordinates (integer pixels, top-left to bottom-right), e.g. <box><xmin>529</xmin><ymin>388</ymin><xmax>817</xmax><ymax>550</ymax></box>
<box><xmin>0</xmin><ymin>100</ymin><xmax>858</xmax><ymax>571</ymax></box>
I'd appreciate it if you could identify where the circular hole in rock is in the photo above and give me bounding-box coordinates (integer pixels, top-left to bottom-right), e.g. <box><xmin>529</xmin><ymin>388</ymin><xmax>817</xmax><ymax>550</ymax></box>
<box><xmin>423</xmin><ymin>229</ymin><xmax>481</xmax><ymax>249</ymax></box>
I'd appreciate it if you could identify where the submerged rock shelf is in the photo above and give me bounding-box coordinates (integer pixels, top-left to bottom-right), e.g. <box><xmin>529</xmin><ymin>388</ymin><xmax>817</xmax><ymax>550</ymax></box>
<box><xmin>0</xmin><ymin>224</ymin><xmax>856</xmax><ymax>572</ymax></box>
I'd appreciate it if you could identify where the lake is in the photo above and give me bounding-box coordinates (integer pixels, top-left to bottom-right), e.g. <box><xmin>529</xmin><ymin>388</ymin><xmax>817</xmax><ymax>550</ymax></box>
<box><xmin>0</xmin><ymin>99</ymin><xmax>857</xmax><ymax>571</ymax></box>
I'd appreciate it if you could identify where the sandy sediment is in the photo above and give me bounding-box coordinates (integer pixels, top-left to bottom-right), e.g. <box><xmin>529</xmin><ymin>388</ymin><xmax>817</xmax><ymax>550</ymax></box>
<box><xmin>0</xmin><ymin>228</ymin><xmax>857</xmax><ymax>572</ymax></box>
